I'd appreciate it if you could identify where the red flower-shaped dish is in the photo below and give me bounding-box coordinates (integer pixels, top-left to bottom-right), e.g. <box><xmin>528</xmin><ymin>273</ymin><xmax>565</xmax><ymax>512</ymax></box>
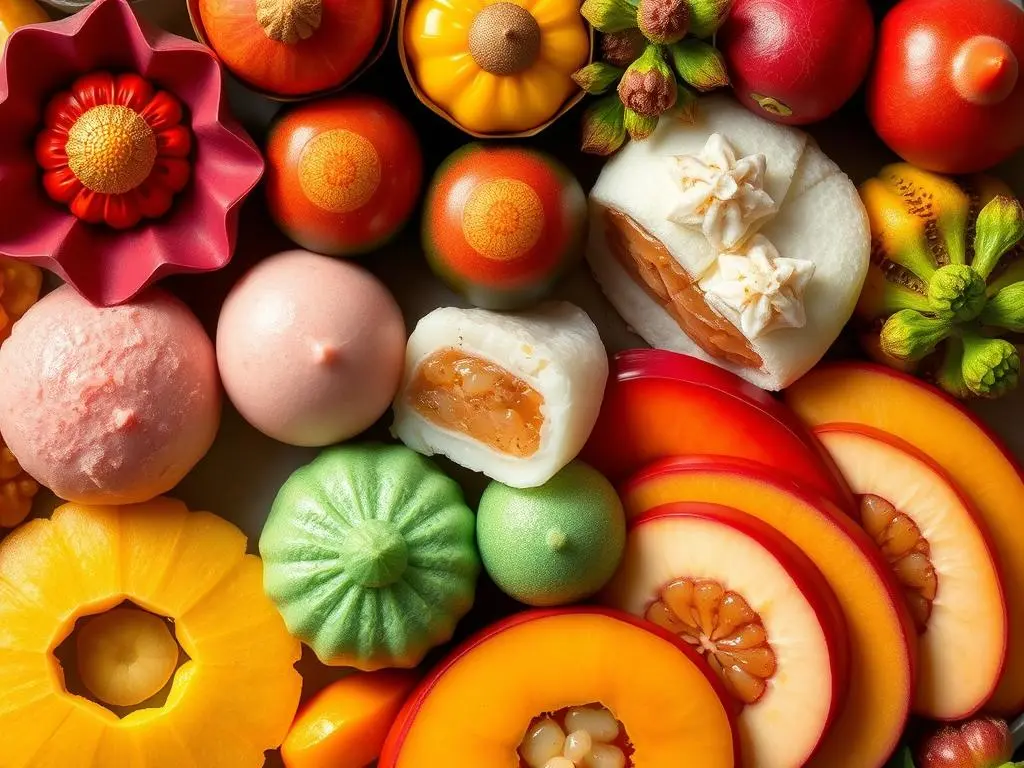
<box><xmin>0</xmin><ymin>0</ymin><xmax>264</xmax><ymax>306</ymax></box>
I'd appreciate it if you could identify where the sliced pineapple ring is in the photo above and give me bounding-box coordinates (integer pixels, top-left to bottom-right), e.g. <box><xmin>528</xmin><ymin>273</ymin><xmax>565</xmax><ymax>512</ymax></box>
<box><xmin>0</xmin><ymin>498</ymin><xmax>302</xmax><ymax>768</ymax></box>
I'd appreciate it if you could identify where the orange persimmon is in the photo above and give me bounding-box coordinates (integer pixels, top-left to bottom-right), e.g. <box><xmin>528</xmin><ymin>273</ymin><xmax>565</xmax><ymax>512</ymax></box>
<box><xmin>282</xmin><ymin>671</ymin><xmax>418</xmax><ymax>768</ymax></box>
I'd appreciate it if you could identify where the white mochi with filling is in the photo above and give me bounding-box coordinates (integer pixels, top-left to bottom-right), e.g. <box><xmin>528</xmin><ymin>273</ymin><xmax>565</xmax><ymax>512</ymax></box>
<box><xmin>587</xmin><ymin>95</ymin><xmax>870</xmax><ymax>391</ymax></box>
<box><xmin>391</xmin><ymin>302</ymin><xmax>608</xmax><ymax>488</ymax></box>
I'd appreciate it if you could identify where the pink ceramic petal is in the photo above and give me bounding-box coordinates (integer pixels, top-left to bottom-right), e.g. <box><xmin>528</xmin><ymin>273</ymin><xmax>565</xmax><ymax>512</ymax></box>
<box><xmin>0</xmin><ymin>0</ymin><xmax>264</xmax><ymax>307</ymax></box>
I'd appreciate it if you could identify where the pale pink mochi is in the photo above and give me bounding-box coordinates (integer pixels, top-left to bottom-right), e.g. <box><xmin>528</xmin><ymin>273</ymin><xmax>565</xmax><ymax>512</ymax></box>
<box><xmin>216</xmin><ymin>251</ymin><xmax>406</xmax><ymax>447</ymax></box>
<box><xmin>0</xmin><ymin>286</ymin><xmax>221</xmax><ymax>505</ymax></box>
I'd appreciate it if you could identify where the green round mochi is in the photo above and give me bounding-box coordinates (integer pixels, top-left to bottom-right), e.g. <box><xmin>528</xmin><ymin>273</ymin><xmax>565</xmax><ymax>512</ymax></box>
<box><xmin>259</xmin><ymin>443</ymin><xmax>480</xmax><ymax>670</ymax></box>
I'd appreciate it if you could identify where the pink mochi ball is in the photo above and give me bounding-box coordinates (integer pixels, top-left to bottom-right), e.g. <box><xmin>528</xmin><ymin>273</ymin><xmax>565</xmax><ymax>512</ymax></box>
<box><xmin>0</xmin><ymin>286</ymin><xmax>221</xmax><ymax>505</ymax></box>
<box><xmin>216</xmin><ymin>250</ymin><xmax>406</xmax><ymax>447</ymax></box>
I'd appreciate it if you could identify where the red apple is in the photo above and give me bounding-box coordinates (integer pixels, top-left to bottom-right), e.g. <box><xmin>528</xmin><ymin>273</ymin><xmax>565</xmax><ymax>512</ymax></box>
<box><xmin>718</xmin><ymin>0</ymin><xmax>875</xmax><ymax>125</ymax></box>
<box><xmin>581</xmin><ymin>349</ymin><xmax>853</xmax><ymax>511</ymax></box>
<box><xmin>916</xmin><ymin>716</ymin><xmax>1012</xmax><ymax>768</ymax></box>
<box><xmin>602</xmin><ymin>501</ymin><xmax>849</xmax><ymax>768</ymax></box>
<box><xmin>868</xmin><ymin>0</ymin><xmax>1024</xmax><ymax>173</ymax></box>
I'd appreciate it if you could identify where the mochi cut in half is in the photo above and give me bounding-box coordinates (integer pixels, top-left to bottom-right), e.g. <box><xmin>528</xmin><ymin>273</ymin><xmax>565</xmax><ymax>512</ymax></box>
<box><xmin>587</xmin><ymin>95</ymin><xmax>870</xmax><ymax>391</ymax></box>
<box><xmin>391</xmin><ymin>302</ymin><xmax>608</xmax><ymax>488</ymax></box>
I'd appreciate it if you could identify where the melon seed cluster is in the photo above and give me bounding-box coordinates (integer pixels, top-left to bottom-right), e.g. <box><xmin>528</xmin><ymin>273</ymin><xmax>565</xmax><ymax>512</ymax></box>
<box><xmin>572</xmin><ymin>0</ymin><xmax>732</xmax><ymax>154</ymax></box>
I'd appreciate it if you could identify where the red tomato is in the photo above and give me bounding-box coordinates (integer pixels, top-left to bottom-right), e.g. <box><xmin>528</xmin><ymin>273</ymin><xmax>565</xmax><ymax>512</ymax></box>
<box><xmin>265</xmin><ymin>95</ymin><xmax>422</xmax><ymax>256</ymax></box>
<box><xmin>868</xmin><ymin>0</ymin><xmax>1024</xmax><ymax>174</ymax></box>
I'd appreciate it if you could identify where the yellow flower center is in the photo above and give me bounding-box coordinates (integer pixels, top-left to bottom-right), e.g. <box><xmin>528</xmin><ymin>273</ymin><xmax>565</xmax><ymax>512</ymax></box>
<box><xmin>462</xmin><ymin>178</ymin><xmax>544</xmax><ymax>261</ymax></box>
<box><xmin>298</xmin><ymin>129</ymin><xmax>381</xmax><ymax>213</ymax></box>
<box><xmin>65</xmin><ymin>105</ymin><xmax>158</xmax><ymax>195</ymax></box>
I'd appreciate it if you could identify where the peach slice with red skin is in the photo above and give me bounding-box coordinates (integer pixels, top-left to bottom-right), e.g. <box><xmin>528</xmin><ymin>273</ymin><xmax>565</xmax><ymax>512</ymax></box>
<box><xmin>380</xmin><ymin>608</ymin><xmax>740</xmax><ymax>767</ymax></box>
<box><xmin>581</xmin><ymin>350</ymin><xmax>852</xmax><ymax>510</ymax></box>
<box><xmin>622</xmin><ymin>456</ymin><xmax>916</xmax><ymax>768</ymax></box>
<box><xmin>785</xmin><ymin>362</ymin><xmax>1024</xmax><ymax>715</ymax></box>
<box><xmin>602</xmin><ymin>502</ymin><xmax>848</xmax><ymax>768</ymax></box>
<box><xmin>814</xmin><ymin>424</ymin><xmax>1007</xmax><ymax>721</ymax></box>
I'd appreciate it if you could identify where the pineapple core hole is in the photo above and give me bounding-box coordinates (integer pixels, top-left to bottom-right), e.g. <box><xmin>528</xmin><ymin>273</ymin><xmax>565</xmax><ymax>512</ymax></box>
<box><xmin>858</xmin><ymin>494</ymin><xmax>937</xmax><ymax>633</ymax></box>
<box><xmin>645</xmin><ymin>577</ymin><xmax>777</xmax><ymax>707</ymax></box>
<box><xmin>518</xmin><ymin>703</ymin><xmax>633</xmax><ymax>768</ymax></box>
<box><xmin>408</xmin><ymin>347</ymin><xmax>545</xmax><ymax>458</ymax></box>
<box><xmin>54</xmin><ymin>602</ymin><xmax>188</xmax><ymax>716</ymax></box>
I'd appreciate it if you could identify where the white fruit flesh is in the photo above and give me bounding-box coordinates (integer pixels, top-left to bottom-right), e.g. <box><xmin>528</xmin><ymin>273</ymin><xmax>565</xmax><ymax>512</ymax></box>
<box><xmin>817</xmin><ymin>427</ymin><xmax>1006</xmax><ymax>719</ymax></box>
<box><xmin>391</xmin><ymin>302</ymin><xmax>608</xmax><ymax>488</ymax></box>
<box><xmin>602</xmin><ymin>515</ymin><xmax>835</xmax><ymax>768</ymax></box>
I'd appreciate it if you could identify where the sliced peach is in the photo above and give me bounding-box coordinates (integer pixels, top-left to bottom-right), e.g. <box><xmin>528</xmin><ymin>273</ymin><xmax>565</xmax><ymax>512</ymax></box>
<box><xmin>602</xmin><ymin>502</ymin><xmax>848</xmax><ymax>768</ymax></box>
<box><xmin>815</xmin><ymin>424</ymin><xmax>1007</xmax><ymax>720</ymax></box>
<box><xmin>582</xmin><ymin>350</ymin><xmax>851</xmax><ymax>509</ymax></box>
<box><xmin>785</xmin><ymin>362</ymin><xmax>1024</xmax><ymax>714</ymax></box>
<box><xmin>380</xmin><ymin>608</ymin><xmax>739</xmax><ymax>767</ymax></box>
<box><xmin>622</xmin><ymin>457</ymin><xmax>915</xmax><ymax>768</ymax></box>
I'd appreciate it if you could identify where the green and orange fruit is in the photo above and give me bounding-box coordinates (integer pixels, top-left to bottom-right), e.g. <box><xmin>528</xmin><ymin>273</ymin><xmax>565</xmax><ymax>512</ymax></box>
<box><xmin>422</xmin><ymin>144</ymin><xmax>587</xmax><ymax>310</ymax></box>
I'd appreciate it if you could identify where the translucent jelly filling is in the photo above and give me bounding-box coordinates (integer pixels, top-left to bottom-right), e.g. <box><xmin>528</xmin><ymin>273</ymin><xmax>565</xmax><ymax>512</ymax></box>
<box><xmin>519</xmin><ymin>704</ymin><xmax>632</xmax><ymax>768</ymax></box>
<box><xmin>646</xmin><ymin>578</ymin><xmax>777</xmax><ymax>705</ymax></box>
<box><xmin>409</xmin><ymin>348</ymin><xmax>545</xmax><ymax>457</ymax></box>
<box><xmin>859</xmin><ymin>494</ymin><xmax>937</xmax><ymax>632</ymax></box>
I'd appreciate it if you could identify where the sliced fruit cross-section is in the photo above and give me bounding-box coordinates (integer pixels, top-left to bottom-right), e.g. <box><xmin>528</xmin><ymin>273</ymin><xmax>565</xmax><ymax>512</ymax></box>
<box><xmin>621</xmin><ymin>457</ymin><xmax>915</xmax><ymax>768</ymax></box>
<box><xmin>814</xmin><ymin>424</ymin><xmax>1007</xmax><ymax>720</ymax></box>
<box><xmin>581</xmin><ymin>349</ymin><xmax>852</xmax><ymax>509</ymax></box>
<box><xmin>380</xmin><ymin>609</ymin><xmax>739</xmax><ymax>767</ymax></box>
<box><xmin>603</xmin><ymin>503</ymin><xmax>847</xmax><ymax>768</ymax></box>
<box><xmin>785</xmin><ymin>362</ymin><xmax>1024</xmax><ymax>715</ymax></box>
<box><xmin>0</xmin><ymin>498</ymin><xmax>302</xmax><ymax>768</ymax></box>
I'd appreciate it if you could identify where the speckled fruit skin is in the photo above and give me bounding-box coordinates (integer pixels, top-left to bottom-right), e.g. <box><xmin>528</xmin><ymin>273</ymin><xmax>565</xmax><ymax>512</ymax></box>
<box><xmin>421</xmin><ymin>144</ymin><xmax>587</xmax><ymax>310</ymax></box>
<box><xmin>867</xmin><ymin>0</ymin><xmax>1024</xmax><ymax>174</ymax></box>
<box><xmin>719</xmin><ymin>0</ymin><xmax>875</xmax><ymax>125</ymax></box>
<box><xmin>266</xmin><ymin>95</ymin><xmax>423</xmax><ymax>256</ymax></box>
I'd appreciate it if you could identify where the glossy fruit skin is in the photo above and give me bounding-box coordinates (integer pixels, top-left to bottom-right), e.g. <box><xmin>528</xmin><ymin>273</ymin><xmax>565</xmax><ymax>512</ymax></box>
<box><xmin>581</xmin><ymin>349</ymin><xmax>854</xmax><ymax>511</ymax></box>
<box><xmin>197</xmin><ymin>0</ymin><xmax>383</xmax><ymax>97</ymax></box>
<box><xmin>868</xmin><ymin>0</ymin><xmax>1024</xmax><ymax>173</ymax></box>
<box><xmin>718</xmin><ymin>0</ymin><xmax>875</xmax><ymax>125</ymax></box>
<box><xmin>476</xmin><ymin>461</ymin><xmax>626</xmax><ymax>606</ymax></box>
<box><xmin>281</xmin><ymin>670</ymin><xmax>418</xmax><ymax>768</ymax></box>
<box><xmin>916</xmin><ymin>716</ymin><xmax>1012</xmax><ymax>768</ymax></box>
<box><xmin>422</xmin><ymin>144</ymin><xmax>586</xmax><ymax>310</ymax></box>
<box><xmin>259</xmin><ymin>443</ymin><xmax>480</xmax><ymax>671</ymax></box>
<box><xmin>266</xmin><ymin>95</ymin><xmax>422</xmax><ymax>256</ymax></box>
<box><xmin>380</xmin><ymin>608</ymin><xmax>741</xmax><ymax>767</ymax></box>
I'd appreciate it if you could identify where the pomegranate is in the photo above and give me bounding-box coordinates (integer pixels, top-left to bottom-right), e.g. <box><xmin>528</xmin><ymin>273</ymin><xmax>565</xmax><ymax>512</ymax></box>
<box><xmin>718</xmin><ymin>0</ymin><xmax>875</xmax><ymax>125</ymax></box>
<box><xmin>868</xmin><ymin>0</ymin><xmax>1024</xmax><ymax>173</ymax></box>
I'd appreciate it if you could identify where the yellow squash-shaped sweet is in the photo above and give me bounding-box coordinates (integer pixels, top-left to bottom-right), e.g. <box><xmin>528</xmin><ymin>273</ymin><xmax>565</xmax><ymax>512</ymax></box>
<box><xmin>402</xmin><ymin>0</ymin><xmax>590</xmax><ymax>135</ymax></box>
<box><xmin>0</xmin><ymin>498</ymin><xmax>302</xmax><ymax>768</ymax></box>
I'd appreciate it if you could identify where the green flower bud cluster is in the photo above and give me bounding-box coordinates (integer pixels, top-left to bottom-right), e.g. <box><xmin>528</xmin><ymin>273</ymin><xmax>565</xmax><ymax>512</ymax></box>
<box><xmin>573</xmin><ymin>0</ymin><xmax>731</xmax><ymax>155</ymax></box>
<box><xmin>878</xmin><ymin>195</ymin><xmax>1024</xmax><ymax>399</ymax></box>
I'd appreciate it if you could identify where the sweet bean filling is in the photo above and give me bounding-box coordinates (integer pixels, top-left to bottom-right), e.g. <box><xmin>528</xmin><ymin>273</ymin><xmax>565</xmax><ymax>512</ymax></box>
<box><xmin>409</xmin><ymin>348</ymin><xmax>545</xmax><ymax>457</ymax></box>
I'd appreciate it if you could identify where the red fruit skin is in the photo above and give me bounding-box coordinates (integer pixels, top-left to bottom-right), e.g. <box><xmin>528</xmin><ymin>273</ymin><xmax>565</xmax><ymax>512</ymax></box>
<box><xmin>916</xmin><ymin>716</ymin><xmax>1012</xmax><ymax>768</ymax></box>
<box><xmin>718</xmin><ymin>0</ymin><xmax>875</xmax><ymax>125</ymax></box>
<box><xmin>868</xmin><ymin>0</ymin><xmax>1024</xmax><ymax>174</ymax></box>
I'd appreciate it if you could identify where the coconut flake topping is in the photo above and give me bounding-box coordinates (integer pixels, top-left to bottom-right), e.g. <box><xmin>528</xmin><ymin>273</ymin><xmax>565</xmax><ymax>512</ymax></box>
<box><xmin>699</xmin><ymin>235</ymin><xmax>815</xmax><ymax>339</ymax></box>
<box><xmin>667</xmin><ymin>133</ymin><xmax>777</xmax><ymax>251</ymax></box>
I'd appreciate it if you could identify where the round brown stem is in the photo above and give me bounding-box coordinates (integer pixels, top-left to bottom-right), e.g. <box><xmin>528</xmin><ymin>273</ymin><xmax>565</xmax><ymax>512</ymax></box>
<box><xmin>469</xmin><ymin>2</ymin><xmax>542</xmax><ymax>76</ymax></box>
<box><xmin>256</xmin><ymin>0</ymin><xmax>323</xmax><ymax>44</ymax></box>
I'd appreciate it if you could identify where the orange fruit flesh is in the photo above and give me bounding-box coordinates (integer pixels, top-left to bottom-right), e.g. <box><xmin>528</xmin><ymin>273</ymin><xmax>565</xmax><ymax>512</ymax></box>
<box><xmin>785</xmin><ymin>364</ymin><xmax>1024</xmax><ymax>714</ymax></box>
<box><xmin>408</xmin><ymin>348</ymin><xmax>544</xmax><ymax>457</ymax></box>
<box><xmin>0</xmin><ymin>440</ymin><xmax>38</xmax><ymax>528</ymax></box>
<box><xmin>76</xmin><ymin>607</ymin><xmax>180</xmax><ymax>708</ymax></box>
<box><xmin>623</xmin><ymin>463</ymin><xmax>914</xmax><ymax>768</ymax></box>
<box><xmin>384</xmin><ymin>611</ymin><xmax>736</xmax><ymax>767</ymax></box>
<box><xmin>281</xmin><ymin>670</ymin><xmax>418</xmax><ymax>768</ymax></box>
<box><xmin>646</xmin><ymin>579</ymin><xmax>775</xmax><ymax>706</ymax></box>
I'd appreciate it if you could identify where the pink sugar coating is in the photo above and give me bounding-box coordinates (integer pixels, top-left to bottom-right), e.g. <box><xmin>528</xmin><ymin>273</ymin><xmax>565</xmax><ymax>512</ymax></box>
<box><xmin>0</xmin><ymin>286</ymin><xmax>221</xmax><ymax>504</ymax></box>
<box><xmin>216</xmin><ymin>250</ymin><xmax>406</xmax><ymax>447</ymax></box>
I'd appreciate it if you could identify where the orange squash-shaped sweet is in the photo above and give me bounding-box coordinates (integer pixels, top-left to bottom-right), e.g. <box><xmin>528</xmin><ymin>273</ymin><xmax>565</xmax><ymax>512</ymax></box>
<box><xmin>266</xmin><ymin>95</ymin><xmax>422</xmax><ymax>256</ymax></box>
<box><xmin>282</xmin><ymin>670</ymin><xmax>418</xmax><ymax>768</ymax></box>
<box><xmin>196</xmin><ymin>0</ymin><xmax>384</xmax><ymax>98</ymax></box>
<box><xmin>0</xmin><ymin>498</ymin><xmax>302</xmax><ymax>767</ymax></box>
<box><xmin>0</xmin><ymin>0</ymin><xmax>47</xmax><ymax>49</ymax></box>
<box><xmin>380</xmin><ymin>608</ymin><xmax>739</xmax><ymax>767</ymax></box>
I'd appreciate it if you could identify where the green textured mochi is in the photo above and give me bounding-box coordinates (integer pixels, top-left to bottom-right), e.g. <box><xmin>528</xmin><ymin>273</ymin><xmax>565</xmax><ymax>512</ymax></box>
<box><xmin>259</xmin><ymin>443</ymin><xmax>480</xmax><ymax>671</ymax></box>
